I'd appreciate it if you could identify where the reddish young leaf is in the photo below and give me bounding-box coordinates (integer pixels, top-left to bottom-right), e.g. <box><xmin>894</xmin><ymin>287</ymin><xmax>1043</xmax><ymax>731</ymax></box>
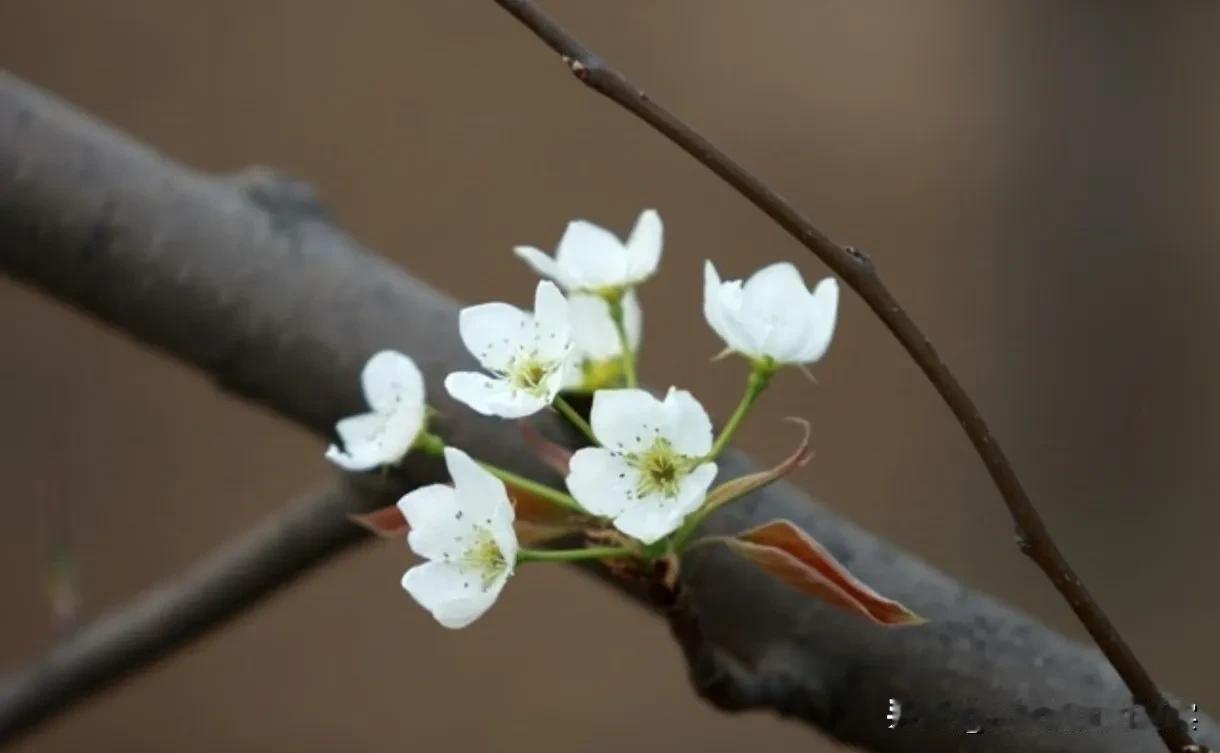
<box><xmin>349</xmin><ymin>505</ymin><xmax>408</xmax><ymax>538</ymax></box>
<box><xmin>702</xmin><ymin>417</ymin><xmax>812</xmax><ymax>516</ymax></box>
<box><xmin>517</xmin><ymin>420</ymin><xmax>574</xmax><ymax>476</ymax></box>
<box><xmin>722</xmin><ymin>518</ymin><xmax>925</xmax><ymax>626</ymax></box>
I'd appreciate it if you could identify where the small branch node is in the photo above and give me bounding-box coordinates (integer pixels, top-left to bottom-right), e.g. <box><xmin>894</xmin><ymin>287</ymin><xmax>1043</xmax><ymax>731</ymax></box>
<box><xmin>1015</xmin><ymin>530</ymin><xmax>1034</xmax><ymax>557</ymax></box>
<box><xmin>562</xmin><ymin>55</ymin><xmax>590</xmax><ymax>81</ymax></box>
<box><xmin>844</xmin><ymin>245</ymin><xmax>874</xmax><ymax>270</ymax></box>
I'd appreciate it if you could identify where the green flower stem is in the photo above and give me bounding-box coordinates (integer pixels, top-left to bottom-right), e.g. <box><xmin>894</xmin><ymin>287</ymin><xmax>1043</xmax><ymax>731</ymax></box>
<box><xmin>482</xmin><ymin>464</ymin><xmax>585</xmax><ymax>513</ymax></box>
<box><xmin>607</xmin><ymin>296</ymin><xmax>638</xmax><ymax>387</ymax></box>
<box><xmin>517</xmin><ymin>546</ymin><xmax>636</xmax><ymax>564</ymax></box>
<box><xmin>415</xmin><ymin>431</ymin><xmax>584</xmax><ymax>514</ymax></box>
<box><xmin>674</xmin><ymin>361</ymin><xmax>780</xmax><ymax>550</ymax></box>
<box><xmin>553</xmin><ymin>395</ymin><xmax>598</xmax><ymax>445</ymax></box>
<box><xmin>706</xmin><ymin>360</ymin><xmax>776</xmax><ymax>461</ymax></box>
<box><xmin>672</xmin><ymin>501</ymin><xmax>718</xmax><ymax>552</ymax></box>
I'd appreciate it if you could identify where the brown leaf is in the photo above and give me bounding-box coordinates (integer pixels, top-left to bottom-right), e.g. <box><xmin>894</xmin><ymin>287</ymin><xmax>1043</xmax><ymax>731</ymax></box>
<box><xmin>349</xmin><ymin>504</ymin><xmax>408</xmax><ymax>538</ymax></box>
<box><xmin>722</xmin><ymin>519</ymin><xmax>925</xmax><ymax>626</ymax></box>
<box><xmin>702</xmin><ymin>417</ymin><xmax>812</xmax><ymax>516</ymax></box>
<box><xmin>517</xmin><ymin>420</ymin><xmax>574</xmax><ymax>476</ymax></box>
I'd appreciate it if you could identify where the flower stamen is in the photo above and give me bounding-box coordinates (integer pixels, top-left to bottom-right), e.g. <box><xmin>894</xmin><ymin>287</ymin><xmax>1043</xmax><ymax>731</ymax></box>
<box><xmin>626</xmin><ymin>437</ymin><xmax>693</xmax><ymax>499</ymax></box>
<box><xmin>460</xmin><ymin>528</ymin><xmax>509</xmax><ymax>590</ymax></box>
<box><xmin>504</xmin><ymin>352</ymin><xmax>559</xmax><ymax>397</ymax></box>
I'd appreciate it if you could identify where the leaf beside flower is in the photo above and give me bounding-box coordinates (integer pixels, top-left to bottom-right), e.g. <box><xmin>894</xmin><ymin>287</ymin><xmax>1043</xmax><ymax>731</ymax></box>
<box><xmin>716</xmin><ymin>518</ymin><xmax>925</xmax><ymax>626</ymax></box>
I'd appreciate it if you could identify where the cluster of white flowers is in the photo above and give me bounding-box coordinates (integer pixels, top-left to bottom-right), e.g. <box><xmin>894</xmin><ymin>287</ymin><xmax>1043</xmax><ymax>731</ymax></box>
<box><xmin>325</xmin><ymin>209</ymin><xmax>840</xmax><ymax>628</ymax></box>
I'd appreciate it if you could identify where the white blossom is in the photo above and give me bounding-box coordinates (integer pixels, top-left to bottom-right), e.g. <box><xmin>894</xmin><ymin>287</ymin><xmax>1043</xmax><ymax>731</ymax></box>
<box><xmin>325</xmin><ymin>350</ymin><xmax>425</xmax><ymax>471</ymax></box>
<box><xmin>398</xmin><ymin>447</ymin><xmax>518</xmax><ymax>629</ymax></box>
<box><xmin>513</xmin><ymin>209</ymin><xmax>663</xmax><ymax>293</ymax></box>
<box><xmin>566</xmin><ymin>388</ymin><xmax>718</xmax><ymax>544</ymax></box>
<box><xmin>562</xmin><ymin>290</ymin><xmax>643</xmax><ymax>389</ymax></box>
<box><xmin>703</xmin><ymin>261</ymin><xmax>839</xmax><ymax>366</ymax></box>
<box><xmin>445</xmin><ymin>281</ymin><xmax>575</xmax><ymax>418</ymax></box>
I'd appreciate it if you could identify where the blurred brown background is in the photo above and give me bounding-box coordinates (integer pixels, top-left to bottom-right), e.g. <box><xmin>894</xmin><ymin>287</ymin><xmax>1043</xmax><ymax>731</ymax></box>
<box><xmin>2</xmin><ymin>1</ymin><xmax>1217</xmax><ymax>751</ymax></box>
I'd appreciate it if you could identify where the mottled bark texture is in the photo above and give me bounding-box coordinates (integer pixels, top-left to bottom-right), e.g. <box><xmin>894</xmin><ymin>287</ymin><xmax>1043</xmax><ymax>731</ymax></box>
<box><xmin>1</xmin><ymin>73</ymin><xmax>1213</xmax><ymax>752</ymax></box>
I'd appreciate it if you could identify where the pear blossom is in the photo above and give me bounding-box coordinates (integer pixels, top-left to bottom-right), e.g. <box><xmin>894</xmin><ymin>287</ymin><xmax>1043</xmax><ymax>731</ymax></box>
<box><xmin>703</xmin><ymin>261</ymin><xmax>839</xmax><ymax>366</ymax></box>
<box><xmin>398</xmin><ymin>447</ymin><xmax>518</xmax><ymax>629</ymax></box>
<box><xmin>513</xmin><ymin>209</ymin><xmax>663</xmax><ymax>293</ymax></box>
<box><xmin>445</xmin><ymin>281</ymin><xmax>575</xmax><ymax>419</ymax></box>
<box><xmin>566</xmin><ymin>388</ymin><xmax>718</xmax><ymax>544</ymax></box>
<box><xmin>325</xmin><ymin>350</ymin><xmax>425</xmax><ymax>471</ymax></box>
<box><xmin>563</xmin><ymin>290</ymin><xmax>643</xmax><ymax>390</ymax></box>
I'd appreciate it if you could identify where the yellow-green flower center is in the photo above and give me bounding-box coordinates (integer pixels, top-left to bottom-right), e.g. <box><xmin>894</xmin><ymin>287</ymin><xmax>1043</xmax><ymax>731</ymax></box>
<box><xmin>461</xmin><ymin>528</ymin><xmax>508</xmax><ymax>590</ymax></box>
<box><xmin>626</xmin><ymin>437</ymin><xmax>692</xmax><ymax>498</ymax></box>
<box><xmin>507</xmin><ymin>355</ymin><xmax>556</xmax><ymax>397</ymax></box>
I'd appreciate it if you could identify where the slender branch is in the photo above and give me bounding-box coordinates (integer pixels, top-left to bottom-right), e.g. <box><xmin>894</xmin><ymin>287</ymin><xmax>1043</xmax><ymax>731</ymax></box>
<box><xmin>488</xmin><ymin>4</ymin><xmax>1201</xmax><ymax>752</ymax></box>
<box><xmin>1</xmin><ymin>72</ymin><xmax>1213</xmax><ymax>752</ymax></box>
<box><xmin>0</xmin><ymin>479</ymin><xmax>401</xmax><ymax>741</ymax></box>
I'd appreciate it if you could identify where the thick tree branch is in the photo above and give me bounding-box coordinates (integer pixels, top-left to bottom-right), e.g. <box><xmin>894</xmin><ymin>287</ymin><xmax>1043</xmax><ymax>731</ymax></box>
<box><xmin>489</xmin><ymin>3</ymin><xmax>1203</xmax><ymax>751</ymax></box>
<box><xmin>0</xmin><ymin>72</ymin><xmax>1213</xmax><ymax>752</ymax></box>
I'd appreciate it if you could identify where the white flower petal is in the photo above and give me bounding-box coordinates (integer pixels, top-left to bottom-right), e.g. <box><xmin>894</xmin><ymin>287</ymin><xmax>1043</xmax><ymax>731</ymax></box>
<box><xmin>401</xmin><ymin>561</ymin><xmax>507</xmax><ymax>629</ymax></box>
<box><xmin>703</xmin><ymin>261</ymin><xmax>755</xmax><ymax>356</ymax></box>
<box><xmin>383</xmin><ymin>400</ymin><xmax>426</xmax><ymax>452</ymax></box>
<box><xmin>743</xmin><ymin>262</ymin><xmax>809</xmax><ymax>305</ymax></box>
<box><xmin>399</xmin><ymin>483</ymin><xmax>472</xmax><ymax>562</ymax></box>
<box><xmin>566</xmin><ymin>447</ymin><xmax>637</xmax><ymax>518</ymax></box>
<box><xmin>568</xmin><ymin>294</ymin><xmax>621</xmax><ymax>361</ymax></box>
<box><xmin>325</xmin><ymin>411</ymin><xmax>408</xmax><ymax>470</ymax></box>
<box><xmin>444</xmin><ymin>447</ymin><xmax>518</xmax><ymax>564</ymax></box>
<box><xmin>531</xmin><ymin>280</ymin><xmax>573</xmax><ymax>363</ymax></box>
<box><xmin>794</xmin><ymin>277</ymin><xmax>839</xmax><ymax>363</ymax></box>
<box><xmin>702</xmin><ymin>261</ymin><xmax>729</xmax><ymax>342</ymax></box>
<box><xmin>361</xmin><ymin>350</ymin><xmax>424</xmax><ymax>414</ymax></box>
<box><xmin>743</xmin><ymin>263</ymin><xmax>813</xmax><ymax>361</ymax></box>
<box><xmin>459</xmin><ymin>302</ymin><xmax>528</xmax><ymax>373</ymax></box>
<box><xmin>513</xmin><ymin>245</ymin><xmax>575</xmax><ymax>289</ymax></box>
<box><xmin>324</xmin><ymin>444</ymin><xmax>381</xmax><ymax>472</ymax></box>
<box><xmin>444</xmin><ymin>371</ymin><xmax>551</xmax><ymax>419</ymax></box>
<box><xmin>661</xmin><ymin>388</ymin><xmax>714</xmax><ymax>457</ymax></box>
<box><xmin>445</xmin><ymin>448</ymin><xmax>513</xmax><ymax>523</ymax></box>
<box><xmin>677</xmin><ymin>462</ymin><xmax>718</xmax><ymax>515</ymax></box>
<box><xmin>612</xmin><ymin>495</ymin><xmax>688</xmax><ymax>545</ymax></box>
<box><xmin>622</xmin><ymin>289</ymin><xmax>644</xmax><ymax>350</ymax></box>
<box><xmin>567</xmin><ymin>290</ymin><xmax>643</xmax><ymax>362</ymax></box>
<box><xmin>624</xmin><ymin>209</ymin><xmax>662</xmax><ymax>283</ymax></box>
<box><xmin>589</xmin><ymin>389</ymin><xmax>668</xmax><ymax>453</ymax></box>
<box><xmin>555</xmin><ymin>220</ymin><xmax>629</xmax><ymax>290</ymax></box>
<box><xmin>561</xmin><ymin>357</ymin><xmax>585</xmax><ymax>390</ymax></box>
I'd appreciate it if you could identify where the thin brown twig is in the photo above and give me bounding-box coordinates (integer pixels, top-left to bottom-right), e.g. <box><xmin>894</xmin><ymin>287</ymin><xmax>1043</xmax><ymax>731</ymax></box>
<box><xmin>489</xmin><ymin>3</ymin><xmax>1201</xmax><ymax>752</ymax></box>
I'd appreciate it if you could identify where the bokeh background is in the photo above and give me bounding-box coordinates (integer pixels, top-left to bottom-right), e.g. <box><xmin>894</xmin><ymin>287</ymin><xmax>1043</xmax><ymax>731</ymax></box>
<box><xmin>2</xmin><ymin>1</ymin><xmax>1217</xmax><ymax>751</ymax></box>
